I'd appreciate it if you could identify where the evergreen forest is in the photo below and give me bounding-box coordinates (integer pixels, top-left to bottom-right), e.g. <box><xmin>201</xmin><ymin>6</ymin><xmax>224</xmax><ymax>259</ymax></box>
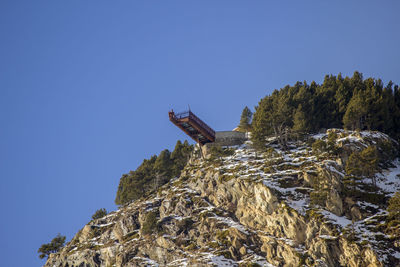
<box><xmin>250</xmin><ymin>71</ymin><xmax>400</xmax><ymax>150</ymax></box>
<box><xmin>115</xmin><ymin>140</ymin><xmax>193</xmax><ymax>205</ymax></box>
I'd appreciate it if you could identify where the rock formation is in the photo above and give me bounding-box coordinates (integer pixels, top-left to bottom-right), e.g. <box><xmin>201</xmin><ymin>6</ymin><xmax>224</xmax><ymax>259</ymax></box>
<box><xmin>45</xmin><ymin>130</ymin><xmax>400</xmax><ymax>267</ymax></box>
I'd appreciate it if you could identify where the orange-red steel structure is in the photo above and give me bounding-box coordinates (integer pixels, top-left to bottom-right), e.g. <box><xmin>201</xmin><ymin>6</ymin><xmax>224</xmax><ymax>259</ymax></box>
<box><xmin>169</xmin><ymin>110</ymin><xmax>215</xmax><ymax>145</ymax></box>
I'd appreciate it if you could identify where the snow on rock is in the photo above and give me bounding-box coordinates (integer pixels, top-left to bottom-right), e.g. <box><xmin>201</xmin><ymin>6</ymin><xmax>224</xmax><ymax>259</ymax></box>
<box><xmin>167</xmin><ymin>258</ymin><xmax>189</xmax><ymax>266</ymax></box>
<box><xmin>320</xmin><ymin>210</ymin><xmax>352</xmax><ymax>228</ymax></box>
<box><xmin>319</xmin><ymin>235</ymin><xmax>338</xmax><ymax>240</ymax></box>
<box><xmin>210</xmin><ymin>255</ymin><xmax>237</xmax><ymax>267</ymax></box>
<box><xmin>210</xmin><ymin>215</ymin><xmax>250</xmax><ymax>235</ymax></box>
<box><xmin>131</xmin><ymin>257</ymin><xmax>159</xmax><ymax>267</ymax></box>
<box><xmin>311</xmin><ymin>133</ymin><xmax>327</xmax><ymax>140</ymax></box>
<box><xmin>376</xmin><ymin>159</ymin><xmax>400</xmax><ymax>195</ymax></box>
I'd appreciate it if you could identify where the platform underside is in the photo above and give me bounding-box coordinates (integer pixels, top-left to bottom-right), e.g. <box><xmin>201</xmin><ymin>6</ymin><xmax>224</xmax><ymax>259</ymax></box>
<box><xmin>169</xmin><ymin>111</ymin><xmax>215</xmax><ymax>145</ymax></box>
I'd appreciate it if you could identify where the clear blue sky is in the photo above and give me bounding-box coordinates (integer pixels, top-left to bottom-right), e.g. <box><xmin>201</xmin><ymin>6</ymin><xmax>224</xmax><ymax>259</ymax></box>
<box><xmin>0</xmin><ymin>1</ymin><xmax>399</xmax><ymax>266</ymax></box>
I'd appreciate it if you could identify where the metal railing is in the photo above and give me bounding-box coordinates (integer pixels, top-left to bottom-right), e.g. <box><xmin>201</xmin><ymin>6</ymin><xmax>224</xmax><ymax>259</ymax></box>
<box><xmin>187</xmin><ymin>111</ymin><xmax>215</xmax><ymax>138</ymax></box>
<box><xmin>174</xmin><ymin>111</ymin><xmax>190</xmax><ymax>119</ymax></box>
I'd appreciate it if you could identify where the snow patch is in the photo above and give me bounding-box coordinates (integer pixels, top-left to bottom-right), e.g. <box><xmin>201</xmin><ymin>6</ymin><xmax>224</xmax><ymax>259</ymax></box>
<box><xmin>319</xmin><ymin>235</ymin><xmax>338</xmax><ymax>240</ymax></box>
<box><xmin>376</xmin><ymin>159</ymin><xmax>400</xmax><ymax>195</ymax></box>
<box><xmin>95</xmin><ymin>222</ymin><xmax>114</xmax><ymax>228</ymax></box>
<box><xmin>210</xmin><ymin>215</ymin><xmax>249</xmax><ymax>235</ymax></box>
<box><xmin>131</xmin><ymin>257</ymin><xmax>159</xmax><ymax>267</ymax></box>
<box><xmin>311</xmin><ymin>133</ymin><xmax>327</xmax><ymax>140</ymax></box>
<box><xmin>320</xmin><ymin>210</ymin><xmax>352</xmax><ymax>228</ymax></box>
<box><xmin>210</xmin><ymin>255</ymin><xmax>237</xmax><ymax>266</ymax></box>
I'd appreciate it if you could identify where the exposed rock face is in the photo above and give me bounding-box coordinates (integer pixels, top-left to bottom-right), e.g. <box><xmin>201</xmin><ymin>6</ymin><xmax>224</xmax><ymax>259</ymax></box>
<box><xmin>44</xmin><ymin>130</ymin><xmax>400</xmax><ymax>267</ymax></box>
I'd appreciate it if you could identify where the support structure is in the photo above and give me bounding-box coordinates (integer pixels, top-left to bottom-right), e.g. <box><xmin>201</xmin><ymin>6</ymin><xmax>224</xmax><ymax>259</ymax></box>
<box><xmin>169</xmin><ymin>110</ymin><xmax>215</xmax><ymax>145</ymax></box>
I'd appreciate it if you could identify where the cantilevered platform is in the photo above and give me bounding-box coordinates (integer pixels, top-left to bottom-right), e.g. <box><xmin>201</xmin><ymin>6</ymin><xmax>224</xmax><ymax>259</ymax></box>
<box><xmin>169</xmin><ymin>110</ymin><xmax>215</xmax><ymax>145</ymax></box>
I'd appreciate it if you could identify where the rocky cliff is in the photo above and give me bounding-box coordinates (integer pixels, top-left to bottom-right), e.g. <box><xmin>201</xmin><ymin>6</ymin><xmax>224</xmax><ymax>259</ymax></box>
<box><xmin>45</xmin><ymin>129</ymin><xmax>400</xmax><ymax>267</ymax></box>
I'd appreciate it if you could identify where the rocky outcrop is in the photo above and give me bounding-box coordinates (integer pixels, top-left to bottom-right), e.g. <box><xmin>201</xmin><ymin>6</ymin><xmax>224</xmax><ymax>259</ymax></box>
<box><xmin>44</xmin><ymin>130</ymin><xmax>400</xmax><ymax>267</ymax></box>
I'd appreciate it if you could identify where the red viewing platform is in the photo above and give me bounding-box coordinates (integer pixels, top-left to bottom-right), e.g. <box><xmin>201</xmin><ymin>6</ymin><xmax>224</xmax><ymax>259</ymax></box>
<box><xmin>169</xmin><ymin>110</ymin><xmax>215</xmax><ymax>145</ymax></box>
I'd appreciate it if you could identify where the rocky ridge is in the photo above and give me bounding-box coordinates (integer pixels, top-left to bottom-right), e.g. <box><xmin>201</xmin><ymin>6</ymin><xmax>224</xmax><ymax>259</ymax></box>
<box><xmin>45</xmin><ymin>129</ymin><xmax>400</xmax><ymax>267</ymax></box>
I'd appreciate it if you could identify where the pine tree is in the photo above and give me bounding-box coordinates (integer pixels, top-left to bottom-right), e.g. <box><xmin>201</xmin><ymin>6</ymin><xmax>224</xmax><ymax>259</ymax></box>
<box><xmin>351</xmin><ymin>71</ymin><xmax>364</xmax><ymax>92</ymax></box>
<box><xmin>171</xmin><ymin>140</ymin><xmax>193</xmax><ymax>177</ymax></box>
<box><xmin>91</xmin><ymin>208</ymin><xmax>108</xmax><ymax>220</ymax></box>
<box><xmin>292</xmin><ymin>104</ymin><xmax>308</xmax><ymax>134</ymax></box>
<box><xmin>251</xmin><ymin>98</ymin><xmax>271</xmax><ymax>153</ymax></box>
<box><xmin>334</xmin><ymin>76</ymin><xmax>353</xmax><ymax>118</ymax></box>
<box><xmin>182</xmin><ymin>140</ymin><xmax>192</xmax><ymax>158</ymax></box>
<box><xmin>238</xmin><ymin>106</ymin><xmax>253</xmax><ymax>132</ymax></box>
<box><xmin>269</xmin><ymin>92</ymin><xmax>292</xmax><ymax>149</ymax></box>
<box><xmin>344</xmin><ymin>151</ymin><xmax>364</xmax><ymax>195</ymax></box>
<box><xmin>153</xmin><ymin>149</ymin><xmax>172</xmax><ymax>189</ymax></box>
<box><xmin>251</xmin><ymin>126</ymin><xmax>266</xmax><ymax>157</ymax></box>
<box><xmin>343</xmin><ymin>92</ymin><xmax>367</xmax><ymax>130</ymax></box>
<box><xmin>362</xmin><ymin>78</ymin><xmax>382</xmax><ymax>131</ymax></box>
<box><xmin>359</xmin><ymin>146</ymin><xmax>379</xmax><ymax>186</ymax></box>
<box><xmin>38</xmin><ymin>234</ymin><xmax>66</xmax><ymax>259</ymax></box>
<box><xmin>345</xmin><ymin>146</ymin><xmax>379</xmax><ymax>190</ymax></box>
<box><xmin>170</xmin><ymin>140</ymin><xmax>184</xmax><ymax>176</ymax></box>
